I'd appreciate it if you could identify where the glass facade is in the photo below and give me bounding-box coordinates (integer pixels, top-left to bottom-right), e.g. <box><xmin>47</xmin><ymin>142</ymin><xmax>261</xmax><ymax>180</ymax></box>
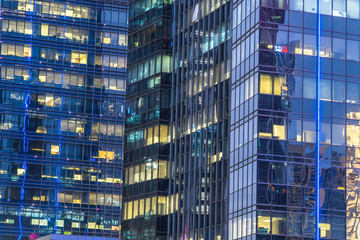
<box><xmin>122</xmin><ymin>0</ymin><xmax>172</xmax><ymax>238</ymax></box>
<box><xmin>168</xmin><ymin>0</ymin><xmax>231</xmax><ymax>239</ymax></box>
<box><xmin>0</xmin><ymin>0</ymin><xmax>127</xmax><ymax>238</ymax></box>
<box><xmin>230</xmin><ymin>0</ymin><xmax>360</xmax><ymax>239</ymax></box>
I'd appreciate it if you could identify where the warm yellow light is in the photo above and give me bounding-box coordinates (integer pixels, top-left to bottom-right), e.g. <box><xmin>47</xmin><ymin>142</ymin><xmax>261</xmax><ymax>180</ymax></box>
<box><xmin>51</xmin><ymin>145</ymin><xmax>59</xmax><ymax>155</ymax></box>
<box><xmin>17</xmin><ymin>168</ymin><xmax>25</xmax><ymax>176</ymax></box>
<box><xmin>99</xmin><ymin>151</ymin><xmax>115</xmax><ymax>160</ymax></box>
<box><xmin>273</xmin><ymin>125</ymin><xmax>286</xmax><ymax>140</ymax></box>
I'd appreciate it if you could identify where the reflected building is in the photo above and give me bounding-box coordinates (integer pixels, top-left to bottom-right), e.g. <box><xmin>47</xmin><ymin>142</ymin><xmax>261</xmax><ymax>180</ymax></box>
<box><xmin>0</xmin><ymin>0</ymin><xmax>127</xmax><ymax>238</ymax></box>
<box><xmin>230</xmin><ymin>0</ymin><xmax>360</xmax><ymax>239</ymax></box>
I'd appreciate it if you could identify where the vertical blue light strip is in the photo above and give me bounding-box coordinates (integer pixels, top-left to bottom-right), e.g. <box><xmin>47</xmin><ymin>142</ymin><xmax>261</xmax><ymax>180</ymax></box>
<box><xmin>315</xmin><ymin>0</ymin><xmax>321</xmax><ymax>239</ymax></box>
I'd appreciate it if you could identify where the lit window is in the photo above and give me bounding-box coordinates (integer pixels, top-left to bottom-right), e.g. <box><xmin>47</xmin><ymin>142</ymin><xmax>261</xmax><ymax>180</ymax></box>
<box><xmin>160</xmin><ymin>125</ymin><xmax>169</xmax><ymax>143</ymax></box>
<box><xmin>17</xmin><ymin>168</ymin><xmax>25</xmax><ymax>176</ymax></box>
<box><xmin>18</xmin><ymin>0</ymin><xmax>34</xmax><ymax>11</ymax></box>
<box><xmin>158</xmin><ymin>196</ymin><xmax>168</xmax><ymax>215</ymax></box>
<box><xmin>119</xmin><ymin>34</ymin><xmax>127</xmax><ymax>46</ymax></box>
<box><xmin>72</xmin><ymin>222</ymin><xmax>80</xmax><ymax>228</ymax></box>
<box><xmin>41</xmin><ymin>24</ymin><xmax>49</xmax><ymax>36</ymax></box>
<box><xmin>71</xmin><ymin>51</ymin><xmax>87</xmax><ymax>64</ymax></box>
<box><xmin>88</xmin><ymin>222</ymin><xmax>96</xmax><ymax>229</ymax></box>
<box><xmin>99</xmin><ymin>151</ymin><xmax>115</xmax><ymax>160</ymax></box>
<box><xmin>260</xmin><ymin>74</ymin><xmax>272</xmax><ymax>94</ymax></box>
<box><xmin>33</xmin><ymin>196</ymin><xmax>40</xmax><ymax>201</ymax></box>
<box><xmin>45</xmin><ymin>95</ymin><xmax>54</xmax><ymax>107</ymax></box>
<box><xmin>103</xmin><ymin>32</ymin><xmax>111</xmax><ymax>44</ymax></box>
<box><xmin>159</xmin><ymin>161</ymin><xmax>168</xmax><ymax>178</ymax></box>
<box><xmin>31</xmin><ymin>219</ymin><xmax>39</xmax><ymax>225</ymax></box>
<box><xmin>6</xmin><ymin>219</ymin><xmax>14</xmax><ymax>224</ymax></box>
<box><xmin>74</xmin><ymin>174</ymin><xmax>82</xmax><ymax>180</ymax></box>
<box><xmin>24</xmin><ymin>45</ymin><xmax>31</xmax><ymax>57</ymax></box>
<box><xmin>319</xmin><ymin>223</ymin><xmax>331</xmax><ymax>238</ymax></box>
<box><xmin>274</xmin><ymin>75</ymin><xmax>286</xmax><ymax>96</ymax></box>
<box><xmin>273</xmin><ymin>124</ymin><xmax>286</xmax><ymax>140</ymax></box>
<box><xmin>40</xmin><ymin>219</ymin><xmax>48</xmax><ymax>226</ymax></box>
<box><xmin>56</xmin><ymin>220</ymin><xmax>64</xmax><ymax>227</ymax></box>
<box><xmin>257</xmin><ymin>213</ymin><xmax>270</xmax><ymax>233</ymax></box>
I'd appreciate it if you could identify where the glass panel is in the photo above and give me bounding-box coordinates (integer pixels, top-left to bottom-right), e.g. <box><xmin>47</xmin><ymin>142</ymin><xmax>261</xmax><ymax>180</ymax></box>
<box><xmin>347</xmin><ymin>0</ymin><xmax>360</xmax><ymax>19</ymax></box>
<box><xmin>260</xmin><ymin>74</ymin><xmax>272</xmax><ymax>94</ymax></box>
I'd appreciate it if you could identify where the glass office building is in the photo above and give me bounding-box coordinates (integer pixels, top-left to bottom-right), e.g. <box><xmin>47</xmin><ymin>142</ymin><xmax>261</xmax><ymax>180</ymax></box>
<box><xmin>0</xmin><ymin>0</ymin><xmax>127</xmax><ymax>238</ymax></box>
<box><xmin>230</xmin><ymin>0</ymin><xmax>360</xmax><ymax>239</ymax></box>
<box><xmin>168</xmin><ymin>0</ymin><xmax>231</xmax><ymax>239</ymax></box>
<box><xmin>121</xmin><ymin>0</ymin><xmax>172</xmax><ymax>238</ymax></box>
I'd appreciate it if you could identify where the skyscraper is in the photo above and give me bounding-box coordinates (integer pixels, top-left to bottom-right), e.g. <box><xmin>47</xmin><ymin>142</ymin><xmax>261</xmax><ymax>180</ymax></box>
<box><xmin>0</xmin><ymin>0</ymin><xmax>127</xmax><ymax>238</ymax></box>
<box><xmin>169</xmin><ymin>0</ymin><xmax>231</xmax><ymax>239</ymax></box>
<box><xmin>230</xmin><ymin>0</ymin><xmax>360</xmax><ymax>239</ymax></box>
<box><xmin>124</xmin><ymin>0</ymin><xmax>360</xmax><ymax>239</ymax></box>
<box><xmin>122</xmin><ymin>0</ymin><xmax>172</xmax><ymax>238</ymax></box>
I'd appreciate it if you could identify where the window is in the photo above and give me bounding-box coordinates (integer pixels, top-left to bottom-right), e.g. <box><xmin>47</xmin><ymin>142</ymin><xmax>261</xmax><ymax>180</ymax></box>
<box><xmin>103</xmin><ymin>32</ymin><xmax>111</xmax><ymax>44</ymax></box>
<box><xmin>51</xmin><ymin>145</ymin><xmax>59</xmax><ymax>155</ymax></box>
<box><xmin>71</xmin><ymin>51</ymin><xmax>87</xmax><ymax>64</ymax></box>
<box><xmin>320</xmin><ymin>122</ymin><xmax>331</xmax><ymax>144</ymax></box>
<box><xmin>320</xmin><ymin>0</ymin><xmax>332</xmax><ymax>15</ymax></box>
<box><xmin>288</xmin><ymin>119</ymin><xmax>302</xmax><ymax>142</ymax></box>
<box><xmin>99</xmin><ymin>151</ymin><xmax>115</xmax><ymax>160</ymax></box>
<box><xmin>274</xmin><ymin>75</ymin><xmax>286</xmax><ymax>96</ymax></box>
<box><xmin>160</xmin><ymin>125</ymin><xmax>169</xmax><ymax>143</ymax></box>
<box><xmin>133</xmin><ymin>200</ymin><xmax>139</xmax><ymax>218</ymax></box>
<box><xmin>119</xmin><ymin>34</ymin><xmax>127</xmax><ymax>46</ymax></box>
<box><xmin>303</xmin><ymin>34</ymin><xmax>316</xmax><ymax>56</ymax></box>
<box><xmin>162</xmin><ymin>55</ymin><xmax>171</xmax><ymax>73</ymax></box>
<box><xmin>347</xmin><ymin>0</ymin><xmax>360</xmax><ymax>19</ymax></box>
<box><xmin>320</xmin><ymin>79</ymin><xmax>331</xmax><ymax>101</ymax></box>
<box><xmin>333</xmin><ymin>38</ymin><xmax>345</xmax><ymax>59</ymax></box>
<box><xmin>320</xmin><ymin>36</ymin><xmax>332</xmax><ymax>58</ymax></box>
<box><xmin>289</xmin><ymin>0</ymin><xmax>303</xmax><ymax>11</ymax></box>
<box><xmin>347</xmin><ymin>125</ymin><xmax>360</xmax><ymax>146</ymax></box>
<box><xmin>333</xmin><ymin>81</ymin><xmax>345</xmax><ymax>102</ymax></box>
<box><xmin>333</xmin><ymin>0</ymin><xmax>346</xmax><ymax>17</ymax></box>
<box><xmin>304</xmin><ymin>0</ymin><xmax>317</xmax><ymax>13</ymax></box>
<box><xmin>18</xmin><ymin>0</ymin><xmax>34</xmax><ymax>11</ymax></box>
<box><xmin>56</xmin><ymin>220</ymin><xmax>64</xmax><ymax>227</ymax></box>
<box><xmin>17</xmin><ymin>168</ymin><xmax>26</xmax><ymax>176</ymax></box>
<box><xmin>272</xmin><ymin>213</ymin><xmax>286</xmax><ymax>235</ymax></box>
<box><xmin>303</xmin><ymin>77</ymin><xmax>316</xmax><ymax>99</ymax></box>
<box><xmin>1</xmin><ymin>43</ymin><xmax>31</xmax><ymax>57</ymax></box>
<box><xmin>139</xmin><ymin>199</ymin><xmax>145</xmax><ymax>216</ymax></box>
<box><xmin>273</xmin><ymin>124</ymin><xmax>286</xmax><ymax>140</ymax></box>
<box><xmin>41</xmin><ymin>24</ymin><xmax>49</xmax><ymax>36</ymax></box>
<box><xmin>159</xmin><ymin>161</ymin><xmax>168</xmax><ymax>178</ymax></box>
<box><xmin>347</xmin><ymin>82</ymin><xmax>360</xmax><ymax>103</ymax></box>
<box><xmin>257</xmin><ymin>211</ymin><xmax>270</xmax><ymax>233</ymax></box>
<box><xmin>347</xmin><ymin>40</ymin><xmax>360</xmax><ymax>61</ymax></box>
<box><xmin>303</xmin><ymin>121</ymin><xmax>316</xmax><ymax>143</ymax></box>
<box><xmin>260</xmin><ymin>74</ymin><xmax>272</xmax><ymax>94</ymax></box>
<box><xmin>158</xmin><ymin>196</ymin><xmax>167</xmax><ymax>215</ymax></box>
<box><xmin>332</xmin><ymin>124</ymin><xmax>345</xmax><ymax>145</ymax></box>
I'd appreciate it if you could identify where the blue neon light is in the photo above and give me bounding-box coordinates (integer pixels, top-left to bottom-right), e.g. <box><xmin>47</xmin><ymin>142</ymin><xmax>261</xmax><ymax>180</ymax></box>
<box><xmin>315</xmin><ymin>0</ymin><xmax>321</xmax><ymax>239</ymax></box>
<box><xmin>18</xmin><ymin>93</ymin><xmax>31</xmax><ymax>240</ymax></box>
